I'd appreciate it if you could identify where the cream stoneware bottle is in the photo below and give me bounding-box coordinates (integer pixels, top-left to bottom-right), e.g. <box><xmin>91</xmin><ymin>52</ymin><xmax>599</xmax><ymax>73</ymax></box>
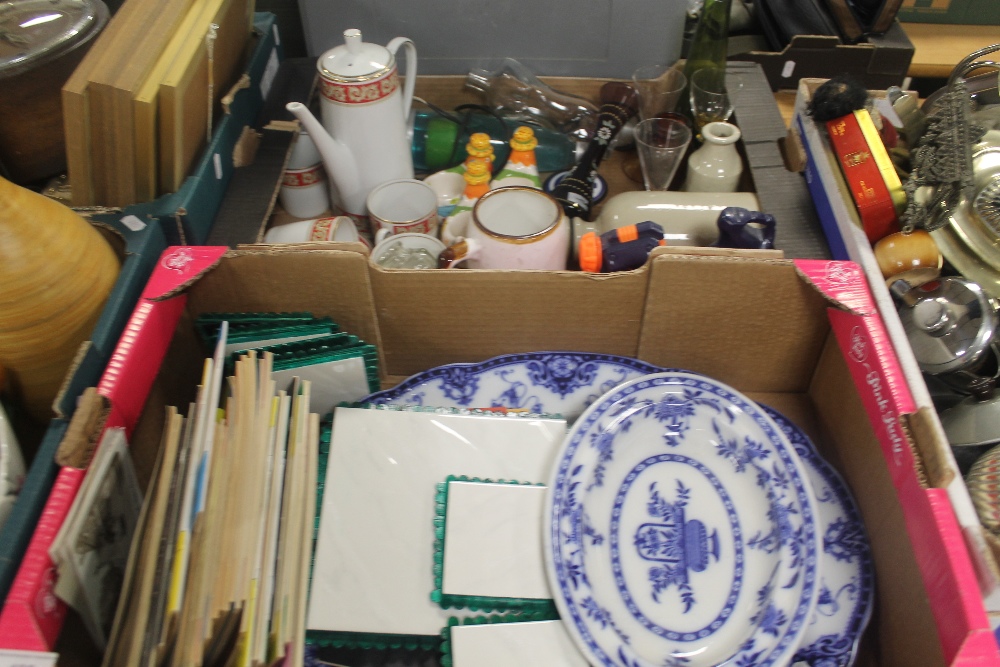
<box><xmin>684</xmin><ymin>121</ymin><xmax>743</xmax><ymax>193</ymax></box>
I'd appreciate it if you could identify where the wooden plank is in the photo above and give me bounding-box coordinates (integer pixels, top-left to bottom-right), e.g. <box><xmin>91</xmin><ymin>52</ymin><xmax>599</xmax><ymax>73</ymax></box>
<box><xmin>132</xmin><ymin>2</ymin><xmax>208</xmax><ymax>203</ymax></box>
<box><xmin>159</xmin><ymin>0</ymin><xmax>255</xmax><ymax>194</ymax></box>
<box><xmin>901</xmin><ymin>22</ymin><xmax>1000</xmax><ymax>78</ymax></box>
<box><xmin>62</xmin><ymin>0</ymin><xmax>151</xmax><ymax>205</ymax></box>
<box><xmin>86</xmin><ymin>0</ymin><xmax>195</xmax><ymax>207</ymax></box>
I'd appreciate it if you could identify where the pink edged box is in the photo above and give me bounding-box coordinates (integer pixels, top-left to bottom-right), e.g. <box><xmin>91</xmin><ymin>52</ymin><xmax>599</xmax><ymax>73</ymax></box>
<box><xmin>2</xmin><ymin>243</ymin><xmax>996</xmax><ymax>665</ymax></box>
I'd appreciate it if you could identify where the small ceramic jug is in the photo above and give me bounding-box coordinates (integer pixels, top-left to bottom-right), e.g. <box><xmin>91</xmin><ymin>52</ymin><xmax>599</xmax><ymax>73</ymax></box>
<box><xmin>715</xmin><ymin>207</ymin><xmax>776</xmax><ymax>249</ymax></box>
<box><xmin>684</xmin><ymin>121</ymin><xmax>743</xmax><ymax>193</ymax></box>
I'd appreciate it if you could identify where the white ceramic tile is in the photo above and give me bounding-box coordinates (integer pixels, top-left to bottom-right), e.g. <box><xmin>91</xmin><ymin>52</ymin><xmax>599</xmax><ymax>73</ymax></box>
<box><xmin>450</xmin><ymin>620</ymin><xmax>589</xmax><ymax>667</ymax></box>
<box><xmin>308</xmin><ymin>408</ymin><xmax>567</xmax><ymax>637</ymax></box>
<box><xmin>442</xmin><ymin>481</ymin><xmax>550</xmax><ymax>600</ymax></box>
<box><xmin>224</xmin><ymin>332</ymin><xmax>328</xmax><ymax>355</ymax></box>
<box><xmin>272</xmin><ymin>356</ymin><xmax>369</xmax><ymax>415</ymax></box>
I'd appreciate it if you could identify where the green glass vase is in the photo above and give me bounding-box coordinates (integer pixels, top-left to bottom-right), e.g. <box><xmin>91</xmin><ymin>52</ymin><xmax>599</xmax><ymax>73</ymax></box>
<box><xmin>681</xmin><ymin>0</ymin><xmax>733</xmax><ymax>115</ymax></box>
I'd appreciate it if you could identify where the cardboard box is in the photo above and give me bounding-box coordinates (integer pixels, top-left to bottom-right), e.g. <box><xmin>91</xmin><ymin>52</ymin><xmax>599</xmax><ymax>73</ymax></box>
<box><xmin>793</xmin><ymin>78</ymin><xmax>1000</xmax><ymax>623</ymax></box>
<box><xmin>898</xmin><ymin>0</ymin><xmax>1000</xmax><ymax>25</ymax></box>
<box><xmin>252</xmin><ymin>62</ymin><xmax>831</xmax><ymax>260</ymax></box>
<box><xmin>10</xmin><ymin>242</ymin><xmax>999</xmax><ymax>663</ymax></box>
<box><xmin>732</xmin><ymin>22</ymin><xmax>914</xmax><ymax>92</ymax></box>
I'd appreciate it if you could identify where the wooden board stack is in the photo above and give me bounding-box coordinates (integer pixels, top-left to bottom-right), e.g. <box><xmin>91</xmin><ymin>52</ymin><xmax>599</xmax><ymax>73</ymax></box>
<box><xmin>63</xmin><ymin>0</ymin><xmax>254</xmax><ymax>207</ymax></box>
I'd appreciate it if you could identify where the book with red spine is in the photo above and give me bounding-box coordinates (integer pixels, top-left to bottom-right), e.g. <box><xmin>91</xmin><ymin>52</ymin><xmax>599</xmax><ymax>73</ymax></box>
<box><xmin>824</xmin><ymin>109</ymin><xmax>906</xmax><ymax>244</ymax></box>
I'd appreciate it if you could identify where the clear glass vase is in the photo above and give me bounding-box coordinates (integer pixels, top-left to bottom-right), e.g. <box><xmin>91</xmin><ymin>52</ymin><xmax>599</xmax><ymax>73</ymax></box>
<box><xmin>680</xmin><ymin>0</ymin><xmax>732</xmax><ymax>116</ymax></box>
<box><xmin>465</xmin><ymin>58</ymin><xmax>598</xmax><ymax>142</ymax></box>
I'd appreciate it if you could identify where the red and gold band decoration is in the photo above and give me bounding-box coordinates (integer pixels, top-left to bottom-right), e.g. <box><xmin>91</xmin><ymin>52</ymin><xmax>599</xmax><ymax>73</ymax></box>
<box><xmin>320</xmin><ymin>69</ymin><xmax>399</xmax><ymax>106</ymax></box>
<box><xmin>374</xmin><ymin>215</ymin><xmax>436</xmax><ymax>237</ymax></box>
<box><xmin>309</xmin><ymin>217</ymin><xmax>337</xmax><ymax>241</ymax></box>
<box><xmin>282</xmin><ymin>164</ymin><xmax>326</xmax><ymax>188</ymax></box>
<box><xmin>307</xmin><ymin>217</ymin><xmax>373</xmax><ymax>248</ymax></box>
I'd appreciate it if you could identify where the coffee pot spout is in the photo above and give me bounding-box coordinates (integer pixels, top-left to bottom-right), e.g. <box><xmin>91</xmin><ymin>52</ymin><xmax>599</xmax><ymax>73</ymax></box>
<box><xmin>285</xmin><ymin>101</ymin><xmax>361</xmax><ymax>209</ymax></box>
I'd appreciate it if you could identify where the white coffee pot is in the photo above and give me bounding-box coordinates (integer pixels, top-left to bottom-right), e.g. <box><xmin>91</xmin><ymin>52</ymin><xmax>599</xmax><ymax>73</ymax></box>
<box><xmin>286</xmin><ymin>29</ymin><xmax>416</xmax><ymax>218</ymax></box>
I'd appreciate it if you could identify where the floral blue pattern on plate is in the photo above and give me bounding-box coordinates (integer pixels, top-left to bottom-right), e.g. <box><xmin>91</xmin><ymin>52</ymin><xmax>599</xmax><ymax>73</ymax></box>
<box><xmin>761</xmin><ymin>406</ymin><xmax>874</xmax><ymax>667</ymax></box>
<box><xmin>545</xmin><ymin>372</ymin><xmax>820</xmax><ymax>667</ymax></box>
<box><xmin>362</xmin><ymin>352</ymin><xmax>664</xmax><ymax>421</ymax></box>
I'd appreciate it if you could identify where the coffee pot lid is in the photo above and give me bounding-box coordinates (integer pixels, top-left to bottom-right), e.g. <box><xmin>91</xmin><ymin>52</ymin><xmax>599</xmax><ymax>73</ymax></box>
<box><xmin>0</xmin><ymin>0</ymin><xmax>107</xmax><ymax>76</ymax></box>
<box><xmin>318</xmin><ymin>29</ymin><xmax>393</xmax><ymax>82</ymax></box>
<box><xmin>900</xmin><ymin>277</ymin><xmax>997</xmax><ymax>375</ymax></box>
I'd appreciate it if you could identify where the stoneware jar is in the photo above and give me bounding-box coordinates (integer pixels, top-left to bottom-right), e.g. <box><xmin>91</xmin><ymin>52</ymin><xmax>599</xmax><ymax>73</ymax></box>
<box><xmin>0</xmin><ymin>175</ymin><xmax>119</xmax><ymax>421</ymax></box>
<box><xmin>684</xmin><ymin>121</ymin><xmax>743</xmax><ymax>193</ymax></box>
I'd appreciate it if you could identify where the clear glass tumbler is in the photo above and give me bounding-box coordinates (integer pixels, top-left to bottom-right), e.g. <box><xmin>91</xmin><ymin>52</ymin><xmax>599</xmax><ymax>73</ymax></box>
<box><xmin>690</xmin><ymin>67</ymin><xmax>742</xmax><ymax>130</ymax></box>
<box><xmin>631</xmin><ymin>64</ymin><xmax>687</xmax><ymax>121</ymax></box>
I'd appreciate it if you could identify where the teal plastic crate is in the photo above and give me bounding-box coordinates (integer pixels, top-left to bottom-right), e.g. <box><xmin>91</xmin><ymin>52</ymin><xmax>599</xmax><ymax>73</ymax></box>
<box><xmin>0</xmin><ymin>12</ymin><xmax>282</xmax><ymax>605</ymax></box>
<box><xmin>121</xmin><ymin>12</ymin><xmax>284</xmax><ymax>245</ymax></box>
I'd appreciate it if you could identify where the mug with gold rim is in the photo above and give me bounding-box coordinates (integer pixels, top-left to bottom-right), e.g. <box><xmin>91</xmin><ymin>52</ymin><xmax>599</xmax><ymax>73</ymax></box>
<box><xmin>366</xmin><ymin>178</ymin><xmax>440</xmax><ymax>238</ymax></box>
<box><xmin>441</xmin><ymin>186</ymin><xmax>570</xmax><ymax>269</ymax></box>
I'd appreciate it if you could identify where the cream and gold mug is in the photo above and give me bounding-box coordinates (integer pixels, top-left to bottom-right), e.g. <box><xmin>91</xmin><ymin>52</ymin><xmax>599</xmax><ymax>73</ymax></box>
<box><xmin>366</xmin><ymin>178</ymin><xmax>440</xmax><ymax>238</ymax></box>
<box><xmin>440</xmin><ymin>186</ymin><xmax>570</xmax><ymax>270</ymax></box>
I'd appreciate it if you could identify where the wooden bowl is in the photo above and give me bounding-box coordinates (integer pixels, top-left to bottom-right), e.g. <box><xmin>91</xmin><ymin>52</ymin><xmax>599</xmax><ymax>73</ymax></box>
<box><xmin>873</xmin><ymin>229</ymin><xmax>943</xmax><ymax>288</ymax></box>
<box><xmin>0</xmin><ymin>176</ymin><xmax>120</xmax><ymax>421</ymax></box>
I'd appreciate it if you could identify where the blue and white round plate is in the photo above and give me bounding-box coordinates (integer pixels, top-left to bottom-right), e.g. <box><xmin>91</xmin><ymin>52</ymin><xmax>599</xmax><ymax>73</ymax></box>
<box><xmin>362</xmin><ymin>352</ymin><xmax>664</xmax><ymax>422</ymax></box>
<box><xmin>761</xmin><ymin>406</ymin><xmax>874</xmax><ymax>667</ymax></box>
<box><xmin>546</xmin><ymin>372</ymin><xmax>820</xmax><ymax>667</ymax></box>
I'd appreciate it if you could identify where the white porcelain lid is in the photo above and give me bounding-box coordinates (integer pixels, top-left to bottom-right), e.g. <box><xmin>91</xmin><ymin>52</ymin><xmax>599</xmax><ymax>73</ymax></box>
<box><xmin>318</xmin><ymin>28</ymin><xmax>393</xmax><ymax>82</ymax></box>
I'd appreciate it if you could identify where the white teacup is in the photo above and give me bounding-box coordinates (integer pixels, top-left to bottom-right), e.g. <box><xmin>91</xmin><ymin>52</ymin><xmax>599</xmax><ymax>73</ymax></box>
<box><xmin>441</xmin><ymin>186</ymin><xmax>570</xmax><ymax>270</ymax></box>
<box><xmin>367</xmin><ymin>178</ymin><xmax>440</xmax><ymax>238</ymax></box>
<box><xmin>288</xmin><ymin>129</ymin><xmax>323</xmax><ymax>170</ymax></box>
<box><xmin>263</xmin><ymin>215</ymin><xmax>368</xmax><ymax>247</ymax></box>
<box><xmin>279</xmin><ymin>162</ymin><xmax>330</xmax><ymax>219</ymax></box>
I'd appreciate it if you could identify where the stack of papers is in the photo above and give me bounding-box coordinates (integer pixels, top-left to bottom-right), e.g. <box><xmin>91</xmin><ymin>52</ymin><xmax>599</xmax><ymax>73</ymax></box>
<box><xmin>91</xmin><ymin>316</ymin><xmax>338</xmax><ymax>666</ymax></box>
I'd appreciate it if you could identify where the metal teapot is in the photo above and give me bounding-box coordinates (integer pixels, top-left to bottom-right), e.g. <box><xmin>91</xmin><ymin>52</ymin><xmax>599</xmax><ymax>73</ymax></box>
<box><xmin>896</xmin><ymin>276</ymin><xmax>999</xmax><ymax>394</ymax></box>
<box><xmin>286</xmin><ymin>29</ymin><xmax>417</xmax><ymax>221</ymax></box>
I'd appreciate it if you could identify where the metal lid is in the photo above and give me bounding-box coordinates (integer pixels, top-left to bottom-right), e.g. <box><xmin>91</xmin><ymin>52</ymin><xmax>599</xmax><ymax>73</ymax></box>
<box><xmin>318</xmin><ymin>29</ymin><xmax>393</xmax><ymax>82</ymax></box>
<box><xmin>900</xmin><ymin>277</ymin><xmax>997</xmax><ymax>375</ymax></box>
<box><xmin>0</xmin><ymin>0</ymin><xmax>107</xmax><ymax>76</ymax></box>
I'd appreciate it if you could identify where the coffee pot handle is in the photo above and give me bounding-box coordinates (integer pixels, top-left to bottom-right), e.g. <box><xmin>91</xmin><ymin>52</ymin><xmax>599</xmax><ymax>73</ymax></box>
<box><xmin>386</xmin><ymin>37</ymin><xmax>417</xmax><ymax>120</ymax></box>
